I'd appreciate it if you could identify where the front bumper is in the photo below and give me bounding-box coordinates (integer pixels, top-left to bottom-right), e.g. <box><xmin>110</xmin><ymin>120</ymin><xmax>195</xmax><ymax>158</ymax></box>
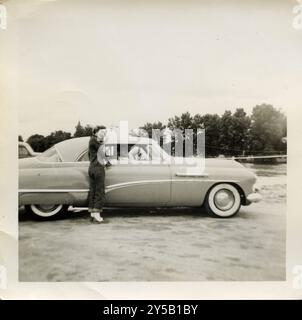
<box><xmin>246</xmin><ymin>192</ymin><xmax>262</xmax><ymax>204</ymax></box>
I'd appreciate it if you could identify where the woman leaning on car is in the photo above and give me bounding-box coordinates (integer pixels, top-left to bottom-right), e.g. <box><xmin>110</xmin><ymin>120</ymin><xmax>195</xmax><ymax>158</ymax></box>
<box><xmin>88</xmin><ymin>127</ymin><xmax>111</xmax><ymax>223</ymax></box>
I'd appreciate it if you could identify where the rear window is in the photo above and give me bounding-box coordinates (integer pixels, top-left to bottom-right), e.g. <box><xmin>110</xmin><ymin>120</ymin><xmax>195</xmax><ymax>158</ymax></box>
<box><xmin>19</xmin><ymin>146</ymin><xmax>30</xmax><ymax>158</ymax></box>
<box><xmin>37</xmin><ymin>147</ymin><xmax>61</xmax><ymax>162</ymax></box>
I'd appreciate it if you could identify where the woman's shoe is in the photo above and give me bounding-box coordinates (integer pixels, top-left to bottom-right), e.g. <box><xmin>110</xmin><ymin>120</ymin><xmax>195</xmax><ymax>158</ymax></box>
<box><xmin>93</xmin><ymin>212</ymin><xmax>104</xmax><ymax>223</ymax></box>
<box><xmin>90</xmin><ymin>212</ymin><xmax>95</xmax><ymax>222</ymax></box>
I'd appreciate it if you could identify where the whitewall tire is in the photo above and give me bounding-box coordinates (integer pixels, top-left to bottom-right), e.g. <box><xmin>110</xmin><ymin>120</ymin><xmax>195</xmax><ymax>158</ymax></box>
<box><xmin>25</xmin><ymin>204</ymin><xmax>68</xmax><ymax>220</ymax></box>
<box><xmin>205</xmin><ymin>184</ymin><xmax>241</xmax><ymax>218</ymax></box>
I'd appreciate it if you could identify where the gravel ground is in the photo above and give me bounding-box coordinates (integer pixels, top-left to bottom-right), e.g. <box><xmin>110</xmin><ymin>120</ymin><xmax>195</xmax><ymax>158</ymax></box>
<box><xmin>18</xmin><ymin>164</ymin><xmax>286</xmax><ymax>281</ymax></box>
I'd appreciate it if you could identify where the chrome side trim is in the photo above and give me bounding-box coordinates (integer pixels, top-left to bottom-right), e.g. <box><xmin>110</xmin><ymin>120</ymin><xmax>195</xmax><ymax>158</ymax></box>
<box><xmin>19</xmin><ymin>178</ymin><xmax>228</xmax><ymax>194</ymax></box>
<box><xmin>105</xmin><ymin>180</ymin><xmax>171</xmax><ymax>193</ymax></box>
<box><xmin>19</xmin><ymin>189</ymin><xmax>89</xmax><ymax>193</ymax></box>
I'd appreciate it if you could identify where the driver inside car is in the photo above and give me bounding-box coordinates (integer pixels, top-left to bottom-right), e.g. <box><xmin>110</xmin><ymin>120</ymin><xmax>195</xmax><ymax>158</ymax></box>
<box><xmin>128</xmin><ymin>145</ymin><xmax>149</xmax><ymax>161</ymax></box>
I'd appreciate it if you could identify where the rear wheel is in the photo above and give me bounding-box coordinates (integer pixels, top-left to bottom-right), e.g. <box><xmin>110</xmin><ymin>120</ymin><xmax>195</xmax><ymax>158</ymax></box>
<box><xmin>25</xmin><ymin>204</ymin><xmax>68</xmax><ymax>220</ymax></box>
<box><xmin>204</xmin><ymin>184</ymin><xmax>241</xmax><ymax>218</ymax></box>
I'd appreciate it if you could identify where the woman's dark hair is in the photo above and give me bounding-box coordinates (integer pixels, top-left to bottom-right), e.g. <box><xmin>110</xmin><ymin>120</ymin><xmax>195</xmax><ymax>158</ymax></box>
<box><xmin>92</xmin><ymin>125</ymin><xmax>106</xmax><ymax>135</ymax></box>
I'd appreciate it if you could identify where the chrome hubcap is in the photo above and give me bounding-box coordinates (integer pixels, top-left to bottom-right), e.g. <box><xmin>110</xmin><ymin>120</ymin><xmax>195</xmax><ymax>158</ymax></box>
<box><xmin>214</xmin><ymin>189</ymin><xmax>235</xmax><ymax>211</ymax></box>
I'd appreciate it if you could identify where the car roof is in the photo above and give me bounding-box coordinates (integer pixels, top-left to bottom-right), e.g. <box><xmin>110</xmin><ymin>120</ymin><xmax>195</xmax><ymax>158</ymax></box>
<box><xmin>55</xmin><ymin>136</ymin><xmax>154</xmax><ymax>162</ymax></box>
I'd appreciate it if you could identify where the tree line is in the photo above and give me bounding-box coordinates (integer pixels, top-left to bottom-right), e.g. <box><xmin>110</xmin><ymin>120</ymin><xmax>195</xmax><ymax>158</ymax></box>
<box><xmin>20</xmin><ymin>104</ymin><xmax>286</xmax><ymax>157</ymax></box>
<box><xmin>141</xmin><ymin>104</ymin><xmax>286</xmax><ymax>157</ymax></box>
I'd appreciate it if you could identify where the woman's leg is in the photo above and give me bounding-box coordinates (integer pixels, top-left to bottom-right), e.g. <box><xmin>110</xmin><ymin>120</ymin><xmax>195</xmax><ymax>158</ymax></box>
<box><xmin>88</xmin><ymin>167</ymin><xmax>96</xmax><ymax>212</ymax></box>
<box><xmin>93</xmin><ymin>165</ymin><xmax>105</xmax><ymax>211</ymax></box>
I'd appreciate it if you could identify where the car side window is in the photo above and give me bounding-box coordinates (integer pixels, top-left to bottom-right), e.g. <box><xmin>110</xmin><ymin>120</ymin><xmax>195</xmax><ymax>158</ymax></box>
<box><xmin>128</xmin><ymin>145</ymin><xmax>150</xmax><ymax>161</ymax></box>
<box><xmin>78</xmin><ymin>151</ymin><xmax>89</xmax><ymax>162</ymax></box>
<box><xmin>77</xmin><ymin>144</ymin><xmax>161</xmax><ymax>163</ymax></box>
<box><xmin>77</xmin><ymin>146</ymin><xmax>117</xmax><ymax>162</ymax></box>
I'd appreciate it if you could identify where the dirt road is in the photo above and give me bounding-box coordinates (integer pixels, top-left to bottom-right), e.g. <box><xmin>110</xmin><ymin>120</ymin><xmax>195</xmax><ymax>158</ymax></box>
<box><xmin>19</xmin><ymin>164</ymin><xmax>286</xmax><ymax>281</ymax></box>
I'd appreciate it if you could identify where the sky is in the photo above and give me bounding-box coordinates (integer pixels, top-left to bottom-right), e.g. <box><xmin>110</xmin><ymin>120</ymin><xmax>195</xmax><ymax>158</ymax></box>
<box><xmin>4</xmin><ymin>0</ymin><xmax>302</xmax><ymax>139</ymax></box>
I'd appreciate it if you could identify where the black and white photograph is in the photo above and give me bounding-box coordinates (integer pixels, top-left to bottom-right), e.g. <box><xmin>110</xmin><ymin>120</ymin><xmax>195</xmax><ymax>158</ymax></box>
<box><xmin>0</xmin><ymin>0</ymin><xmax>302</xmax><ymax>300</ymax></box>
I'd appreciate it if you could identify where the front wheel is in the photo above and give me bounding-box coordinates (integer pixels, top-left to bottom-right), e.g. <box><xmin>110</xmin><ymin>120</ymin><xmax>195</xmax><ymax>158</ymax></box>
<box><xmin>25</xmin><ymin>204</ymin><xmax>68</xmax><ymax>220</ymax></box>
<box><xmin>204</xmin><ymin>184</ymin><xmax>241</xmax><ymax>218</ymax></box>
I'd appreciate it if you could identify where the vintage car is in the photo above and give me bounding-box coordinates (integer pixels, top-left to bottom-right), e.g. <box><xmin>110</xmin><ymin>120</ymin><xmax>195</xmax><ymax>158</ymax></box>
<box><xmin>18</xmin><ymin>142</ymin><xmax>40</xmax><ymax>159</ymax></box>
<box><xmin>18</xmin><ymin>136</ymin><xmax>262</xmax><ymax>220</ymax></box>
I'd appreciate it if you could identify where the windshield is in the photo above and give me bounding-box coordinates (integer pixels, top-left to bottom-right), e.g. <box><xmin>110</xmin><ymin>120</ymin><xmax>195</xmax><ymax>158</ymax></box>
<box><xmin>37</xmin><ymin>147</ymin><xmax>61</xmax><ymax>162</ymax></box>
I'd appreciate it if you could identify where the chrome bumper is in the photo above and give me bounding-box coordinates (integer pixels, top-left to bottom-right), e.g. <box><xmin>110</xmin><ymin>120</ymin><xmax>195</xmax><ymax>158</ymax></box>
<box><xmin>246</xmin><ymin>192</ymin><xmax>262</xmax><ymax>204</ymax></box>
